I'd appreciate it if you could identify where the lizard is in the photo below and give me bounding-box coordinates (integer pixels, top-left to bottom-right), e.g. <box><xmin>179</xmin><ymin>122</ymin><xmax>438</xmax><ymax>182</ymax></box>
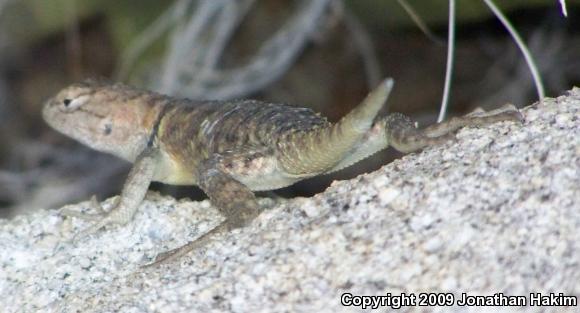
<box><xmin>42</xmin><ymin>78</ymin><xmax>523</xmax><ymax>266</ymax></box>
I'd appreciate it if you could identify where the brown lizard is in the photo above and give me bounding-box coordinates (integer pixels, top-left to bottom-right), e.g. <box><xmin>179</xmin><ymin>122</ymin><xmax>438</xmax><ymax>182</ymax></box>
<box><xmin>42</xmin><ymin>78</ymin><xmax>523</xmax><ymax>266</ymax></box>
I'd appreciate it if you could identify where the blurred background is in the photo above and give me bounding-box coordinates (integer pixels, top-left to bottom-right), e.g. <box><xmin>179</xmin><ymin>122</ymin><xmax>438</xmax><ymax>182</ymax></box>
<box><xmin>0</xmin><ymin>0</ymin><xmax>578</xmax><ymax>217</ymax></box>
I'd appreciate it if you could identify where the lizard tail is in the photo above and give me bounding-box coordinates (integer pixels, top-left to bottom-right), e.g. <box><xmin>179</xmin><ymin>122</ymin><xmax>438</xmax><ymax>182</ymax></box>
<box><xmin>279</xmin><ymin>78</ymin><xmax>394</xmax><ymax>175</ymax></box>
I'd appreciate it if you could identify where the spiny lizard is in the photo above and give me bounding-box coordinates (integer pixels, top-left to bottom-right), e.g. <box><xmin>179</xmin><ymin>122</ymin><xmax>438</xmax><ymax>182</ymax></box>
<box><xmin>42</xmin><ymin>78</ymin><xmax>523</xmax><ymax>266</ymax></box>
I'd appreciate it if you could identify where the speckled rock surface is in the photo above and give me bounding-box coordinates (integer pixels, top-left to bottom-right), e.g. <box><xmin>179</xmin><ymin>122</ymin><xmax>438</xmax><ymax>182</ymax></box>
<box><xmin>1</xmin><ymin>89</ymin><xmax>579</xmax><ymax>313</ymax></box>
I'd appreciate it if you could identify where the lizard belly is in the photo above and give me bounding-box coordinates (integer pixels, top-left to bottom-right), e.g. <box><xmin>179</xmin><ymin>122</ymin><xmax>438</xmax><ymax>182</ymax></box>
<box><xmin>153</xmin><ymin>149</ymin><xmax>302</xmax><ymax>190</ymax></box>
<box><xmin>235</xmin><ymin>171</ymin><xmax>302</xmax><ymax>191</ymax></box>
<box><xmin>224</xmin><ymin>156</ymin><xmax>303</xmax><ymax>191</ymax></box>
<box><xmin>153</xmin><ymin>150</ymin><xmax>197</xmax><ymax>185</ymax></box>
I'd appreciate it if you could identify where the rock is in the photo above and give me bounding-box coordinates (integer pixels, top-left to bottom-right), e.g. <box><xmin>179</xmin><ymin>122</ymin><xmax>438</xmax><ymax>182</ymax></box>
<box><xmin>1</xmin><ymin>89</ymin><xmax>579</xmax><ymax>312</ymax></box>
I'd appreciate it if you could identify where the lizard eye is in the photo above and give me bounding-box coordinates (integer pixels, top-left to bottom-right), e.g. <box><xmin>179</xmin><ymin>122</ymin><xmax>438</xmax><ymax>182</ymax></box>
<box><xmin>61</xmin><ymin>95</ymin><xmax>89</xmax><ymax>110</ymax></box>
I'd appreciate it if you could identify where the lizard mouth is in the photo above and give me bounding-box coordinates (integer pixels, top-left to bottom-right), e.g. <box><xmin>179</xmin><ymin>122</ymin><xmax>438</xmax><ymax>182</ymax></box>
<box><xmin>42</xmin><ymin>98</ymin><xmax>73</xmax><ymax>133</ymax></box>
<box><xmin>42</xmin><ymin>99</ymin><xmax>57</xmax><ymax>127</ymax></box>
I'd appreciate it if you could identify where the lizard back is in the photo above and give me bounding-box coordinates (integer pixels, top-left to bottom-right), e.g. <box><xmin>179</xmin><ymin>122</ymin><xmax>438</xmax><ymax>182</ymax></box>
<box><xmin>158</xmin><ymin>99</ymin><xmax>329</xmax><ymax>158</ymax></box>
<box><xmin>153</xmin><ymin>99</ymin><xmax>331</xmax><ymax>188</ymax></box>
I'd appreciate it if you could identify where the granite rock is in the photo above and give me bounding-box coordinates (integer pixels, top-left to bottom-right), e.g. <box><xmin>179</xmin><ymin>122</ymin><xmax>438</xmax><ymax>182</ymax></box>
<box><xmin>1</xmin><ymin>89</ymin><xmax>580</xmax><ymax>313</ymax></box>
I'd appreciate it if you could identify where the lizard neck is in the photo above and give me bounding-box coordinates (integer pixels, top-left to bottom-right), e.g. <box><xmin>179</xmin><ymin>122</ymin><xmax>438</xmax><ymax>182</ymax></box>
<box><xmin>78</xmin><ymin>87</ymin><xmax>170</xmax><ymax>162</ymax></box>
<box><xmin>112</xmin><ymin>94</ymin><xmax>169</xmax><ymax>162</ymax></box>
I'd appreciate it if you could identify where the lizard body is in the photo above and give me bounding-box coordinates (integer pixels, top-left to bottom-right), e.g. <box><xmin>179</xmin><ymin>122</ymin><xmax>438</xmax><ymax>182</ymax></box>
<box><xmin>43</xmin><ymin>78</ymin><xmax>522</xmax><ymax>265</ymax></box>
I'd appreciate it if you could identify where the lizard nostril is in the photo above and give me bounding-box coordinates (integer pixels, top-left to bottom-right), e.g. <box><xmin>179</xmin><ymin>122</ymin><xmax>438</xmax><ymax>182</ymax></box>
<box><xmin>63</xmin><ymin>99</ymin><xmax>71</xmax><ymax>107</ymax></box>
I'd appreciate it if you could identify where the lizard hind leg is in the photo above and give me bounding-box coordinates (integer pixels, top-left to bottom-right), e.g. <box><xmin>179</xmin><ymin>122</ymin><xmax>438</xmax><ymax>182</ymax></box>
<box><xmin>279</xmin><ymin>78</ymin><xmax>394</xmax><ymax>176</ymax></box>
<box><xmin>146</xmin><ymin>154</ymin><xmax>263</xmax><ymax>267</ymax></box>
<box><xmin>384</xmin><ymin>104</ymin><xmax>523</xmax><ymax>153</ymax></box>
<box><xmin>423</xmin><ymin>103</ymin><xmax>523</xmax><ymax>138</ymax></box>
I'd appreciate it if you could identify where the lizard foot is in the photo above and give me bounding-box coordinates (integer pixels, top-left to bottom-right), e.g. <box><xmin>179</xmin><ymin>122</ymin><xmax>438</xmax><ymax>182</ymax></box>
<box><xmin>60</xmin><ymin>195</ymin><xmax>110</xmax><ymax>221</ymax></box>
<box><xmin>465</xmin><ymin>103</ymin><xmax>524</xmax><ymax>123</ymax></box>
<box><xmin>60</xmin><ymin>195</ymin><xmax>132</xmax><ymax>241</ymax></box>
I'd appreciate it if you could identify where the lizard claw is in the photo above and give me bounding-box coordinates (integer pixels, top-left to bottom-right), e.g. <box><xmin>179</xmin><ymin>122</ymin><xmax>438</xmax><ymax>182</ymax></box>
<box><xmin>90</xmin><ymin>195</ymin><xmax>108</xmax><ymax>215</ymax></box>
<box><xmin>499</xmin><ymin>103</ymin><xmax>525</xmax><ymax>123</ymax></box>
<box><xmin>466</xmin><ymin>107</ymin><xmax>486</xmax><ymax>116</ymax></box>
<box><xmin>60</xmin><ymin>195</ymin><xmax>109</xmax><ymax>222</ymax></box>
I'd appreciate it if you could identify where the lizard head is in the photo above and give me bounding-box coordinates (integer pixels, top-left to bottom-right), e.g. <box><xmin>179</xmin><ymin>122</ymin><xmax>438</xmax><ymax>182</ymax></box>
<box><xmin>43</xmin><ymin>80</ymin><xmax>154</xmax><ymax>161</ymax></box>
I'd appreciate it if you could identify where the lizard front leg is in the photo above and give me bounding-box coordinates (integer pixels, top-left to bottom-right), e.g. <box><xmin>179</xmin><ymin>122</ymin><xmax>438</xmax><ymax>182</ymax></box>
<box><xmin>62</xmin><ymin>148</ymin><xmax>158</xmax><ymax>240</ymax></box>
<box><xmin>146</xmin><ymin>154</ymin><xmax>262</xmax><ymax>267</ymax></box>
